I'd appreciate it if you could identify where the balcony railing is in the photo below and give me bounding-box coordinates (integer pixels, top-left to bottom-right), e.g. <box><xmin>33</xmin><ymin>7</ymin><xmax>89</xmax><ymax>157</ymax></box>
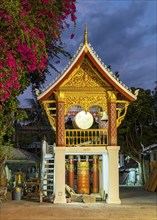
<box><xmin>65</xmin><ymin>129</ymin><xmax>108</xmax><ymax>147</ymax></box>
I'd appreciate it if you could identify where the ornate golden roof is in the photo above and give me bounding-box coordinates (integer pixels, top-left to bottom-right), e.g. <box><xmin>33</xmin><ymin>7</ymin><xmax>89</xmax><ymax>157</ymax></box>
<box><xmin>37</xmin><ymin>26</ymin><xmax>137</xmax><ymax>102</ymax></box>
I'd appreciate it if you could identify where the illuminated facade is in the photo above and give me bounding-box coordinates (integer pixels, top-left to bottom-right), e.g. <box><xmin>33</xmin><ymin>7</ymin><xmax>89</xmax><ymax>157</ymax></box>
<box><xmin>37</xmin><ymin>26</ymin><xmax>137</xmax><ymax>204</ymax></box>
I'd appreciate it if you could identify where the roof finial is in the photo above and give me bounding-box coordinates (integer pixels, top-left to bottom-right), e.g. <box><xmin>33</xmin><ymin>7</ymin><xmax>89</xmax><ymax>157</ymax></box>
<box><xmin>84</xmin><ymin>24</ymin><xmax>88</xmax><ymax>45</ymax></box>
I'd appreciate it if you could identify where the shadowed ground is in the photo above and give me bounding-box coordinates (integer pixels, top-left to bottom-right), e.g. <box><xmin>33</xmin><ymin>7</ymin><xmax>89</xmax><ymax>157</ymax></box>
<box><xmin>0</xmin><ymin>186</ymin><xmax>156</xmax><ymax>220</ymax></box>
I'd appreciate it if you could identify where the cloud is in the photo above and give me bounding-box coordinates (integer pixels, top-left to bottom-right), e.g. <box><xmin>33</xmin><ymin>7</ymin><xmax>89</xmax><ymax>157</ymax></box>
<box><xmin>19</xmin><ymin>0</ymin><xmax>157</xmax><ymax>106</ymax></box>
<box><xmin>64</xmin><ymin>0</ymin><xmax>156</xmax><ymax>90</ymax></box>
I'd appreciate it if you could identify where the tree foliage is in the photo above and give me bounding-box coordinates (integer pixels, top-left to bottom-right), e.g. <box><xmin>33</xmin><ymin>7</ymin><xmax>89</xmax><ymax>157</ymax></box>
<box><xmin>0</xmin><ymin>0</ymin><xmax>76</xmax><ymax>152</ymax></box>
<box><xmin>0</xmin><ymin>0</ymin><xmax>76</xmax><ymax>104</ymax></box>
<box><xmin>118</xmin><ymin>87</ymin><xmax>157</xmax><ymax>163</ymax></box>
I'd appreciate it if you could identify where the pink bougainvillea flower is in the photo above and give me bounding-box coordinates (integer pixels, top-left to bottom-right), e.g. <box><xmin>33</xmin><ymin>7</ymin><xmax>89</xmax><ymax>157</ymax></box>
<box><xmin>70</xmin><ymin>33</ymin><xmax>74</xmax><ymax>39</ymax></box>
<box><xmin>14</xmin><ymin>83</ymin><xmax>19</xmax><ymax>89</ymax></box>
<box><xmin>0</xmin><ymin>0</ymin><xmax>77</xmax><ymax>104</ymax></box>
<box><xmin>41</xmin><ymin>0</ymin><xmax>51</xmax><ymax>4</ymax></box>
<box><xmin>0</xmin><ymin>62</ymin><xmax>2</xmax><ymax>69</ymax></box>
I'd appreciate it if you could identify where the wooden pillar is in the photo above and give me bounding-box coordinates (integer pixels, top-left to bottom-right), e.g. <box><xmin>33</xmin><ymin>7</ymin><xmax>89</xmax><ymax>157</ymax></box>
<box><xmin>92</xmin><ymin>155</ymin><xmax>99</xmax><ymax>193</ymax></box>
<box><xmin>108</xmin><ymin>91</ymin><xmax>117</xmax><ymax>146</ymax></box>
<box><xmin>56</xmin><ymin>97</ymin><xmax>65</xmax><ymax>147</ymax></box>
<box><xmin>77</xmin><ymin>161</ymin><xmax>90</xmax><ymax>194</ymax></box>
<box><xmin>68</xmin><ymin>155</ymin><xmax>74</xmax><ymax>189</ymax></box>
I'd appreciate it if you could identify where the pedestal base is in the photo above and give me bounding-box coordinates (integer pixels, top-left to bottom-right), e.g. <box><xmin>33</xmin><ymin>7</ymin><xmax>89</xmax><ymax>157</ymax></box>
<box><xmin>106</xmin><ymin>197</ymin><xmax>121</xmax><ymax>204</ymax></box>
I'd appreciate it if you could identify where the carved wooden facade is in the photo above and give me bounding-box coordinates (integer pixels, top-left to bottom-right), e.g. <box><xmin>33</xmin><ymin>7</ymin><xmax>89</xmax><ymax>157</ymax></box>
<box><xmin>37</xmin><ymin>26</ymin><xmax>137</xmax><ymax>204</ymax></box>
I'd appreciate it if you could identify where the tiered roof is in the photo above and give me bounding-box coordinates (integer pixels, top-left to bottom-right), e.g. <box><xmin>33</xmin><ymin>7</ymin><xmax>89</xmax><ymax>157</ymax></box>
<box><xmin>37</xmin><ymin>26</ymin><xmax>137</xmax><ymax>102</ymax></box>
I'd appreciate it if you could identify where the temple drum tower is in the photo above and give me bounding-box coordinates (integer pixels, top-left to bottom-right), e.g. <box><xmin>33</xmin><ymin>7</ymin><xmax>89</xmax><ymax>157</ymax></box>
<box><xmin>37</xmin><ymin>26</ymin><xmax>137</xmax><ymax>204</ymax></box>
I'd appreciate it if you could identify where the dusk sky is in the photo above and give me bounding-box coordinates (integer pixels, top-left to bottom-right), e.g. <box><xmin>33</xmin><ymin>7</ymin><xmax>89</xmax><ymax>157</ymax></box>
<box><xmin>19</xmin><ymin>0</ymin><xmax>157</xmax><ymax>107</ymax></box>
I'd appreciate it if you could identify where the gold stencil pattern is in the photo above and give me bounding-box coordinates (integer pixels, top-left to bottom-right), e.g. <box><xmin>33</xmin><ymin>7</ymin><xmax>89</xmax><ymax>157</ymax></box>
<box><xmin>61</xmin><ymin>58</ymin><xmax>111</xmax><ymax>89</ymax></box>
<box><xmin>64</xmin><ymin>93</ymin><xmax>107</xmax><ymax>113</ymax></box>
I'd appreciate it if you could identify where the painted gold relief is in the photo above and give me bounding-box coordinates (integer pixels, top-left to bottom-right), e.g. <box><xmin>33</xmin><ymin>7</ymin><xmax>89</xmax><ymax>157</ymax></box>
<box><xmin>42</xmin><ymin>100</ymin><xmax>56</xmax><ymax>131</ymax></box>
<box><xmin>64</xmin><ymin>93</ymin><xmax>107</xmax><ymax>113</ymax></box>
<box><xmin>107</xmin><ymin>91</ymin><xmax>117</xmax><ymax>101</ymax></box>
<box><xmin>61</xmin><ymin>58</ymin><xmax>111</xmax><ymax>89</ymax></box>
<box><xmin>116</xmin><ymin>100</ymin><xmax>129</xmax><ymax>127</ymax></box>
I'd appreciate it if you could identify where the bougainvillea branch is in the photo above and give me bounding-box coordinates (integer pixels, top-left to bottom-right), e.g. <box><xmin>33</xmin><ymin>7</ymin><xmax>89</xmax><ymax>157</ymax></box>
<box><xmin>0</xmin><ymin>0</ymin><xmax>76</xmax><ymax>150</ymax></box>
<box><xmin>0</xmin><ymin>0</ymin><xmax>76</xmax><ymax>105</ymax></box>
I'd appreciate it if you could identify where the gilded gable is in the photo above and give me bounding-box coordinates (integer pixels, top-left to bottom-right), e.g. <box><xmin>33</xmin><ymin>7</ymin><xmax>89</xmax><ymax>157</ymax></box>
<box><xmin>60</xmin><ymin>57</ymin><xmax>112</xmax><ymax>90</ymax></box>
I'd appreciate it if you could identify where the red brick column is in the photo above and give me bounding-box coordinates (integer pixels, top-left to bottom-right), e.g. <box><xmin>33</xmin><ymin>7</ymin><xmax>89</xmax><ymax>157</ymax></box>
<box><xmin>92</xmin><ymin>155</ymin><xmax>99</xmax><ymax>193</ymax></box>
<box><xmin>68</xmin><ymin>155</ymin><xmax>74</xmax><ymax>189</ymax></box>
<box><xmin>56</xmin><ymin>101</ymin><xmax>65</xmax><ymax>146</ymax></box>
<box><xmin>108</xmin><ymin>101</ymin><xmax>117</xmax><ymax>146</ymax></box>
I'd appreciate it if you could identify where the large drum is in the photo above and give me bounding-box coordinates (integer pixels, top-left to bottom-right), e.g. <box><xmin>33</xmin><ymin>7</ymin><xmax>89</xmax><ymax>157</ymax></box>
<box><xmin>72</xmin><ymin>111</ymin><xmax>93</xmax><ymax>129</ymax></box>
<box><xmin>77</xmin><ymin>161</ymin><xmax>90</xmax><ymax>194</ymax></box>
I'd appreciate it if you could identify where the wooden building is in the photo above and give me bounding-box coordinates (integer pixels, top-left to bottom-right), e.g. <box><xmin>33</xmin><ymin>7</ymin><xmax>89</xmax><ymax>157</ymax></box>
<box><xmin>37</xmin><ymin>26</ymin><xmax>137</xmax><ymax>204</ymax></box>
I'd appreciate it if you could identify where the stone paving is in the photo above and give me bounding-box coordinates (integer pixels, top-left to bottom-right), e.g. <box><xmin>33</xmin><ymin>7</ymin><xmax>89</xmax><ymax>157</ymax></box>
<box><xmin>0</xmin><ymin>186</ymin><xmax>157</xmax><ymax>220</ymax></box>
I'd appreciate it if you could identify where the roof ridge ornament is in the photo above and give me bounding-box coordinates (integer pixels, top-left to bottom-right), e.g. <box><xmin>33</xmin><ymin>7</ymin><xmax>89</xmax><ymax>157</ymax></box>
<box><xmin>84</xmin><ymin>24</ymin><xmax>88</xmax><ymax>45</ymax></box>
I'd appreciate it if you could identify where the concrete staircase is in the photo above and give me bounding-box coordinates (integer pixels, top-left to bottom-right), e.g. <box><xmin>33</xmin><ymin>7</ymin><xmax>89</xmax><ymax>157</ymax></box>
<box><xmin>40</xmin><ymin>141</ymin><xmax>55</xmax><ymax>197</ymax></box>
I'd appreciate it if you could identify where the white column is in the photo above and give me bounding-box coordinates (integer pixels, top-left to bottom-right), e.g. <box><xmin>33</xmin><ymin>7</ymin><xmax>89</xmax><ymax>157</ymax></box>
<box><xmin>98</xmin><ymin>157</ymin><xmax>102</xmax><ymax>196</ymax></box>
<box><xmin>106</xmin><ymin>146</ymin><xmax>121</xmax><ymax>204</ymax></box>
<box><xmin>102</xmin><ymin>153</ymin><xmax>109</xmax><ymax>195</ymax></box>
<box><xmin>53</xmin><ymin>147</ymin><xmax>66</xmax><ymax>203</ymax></box>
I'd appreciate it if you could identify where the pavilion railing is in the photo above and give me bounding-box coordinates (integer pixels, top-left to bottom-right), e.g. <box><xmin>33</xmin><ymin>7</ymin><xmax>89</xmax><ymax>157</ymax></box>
<box><xmin>65</xmin><ymin>129</ymin><xmax>108</xmax><ymax>147</ymax></box>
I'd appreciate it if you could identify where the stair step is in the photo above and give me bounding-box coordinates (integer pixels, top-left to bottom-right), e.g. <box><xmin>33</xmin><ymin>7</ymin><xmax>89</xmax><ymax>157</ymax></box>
<box><xmin>45</xmin><ymin>158</ymin><xmax>54</xmax><ymax>161</ymax></box>
<box><xmin>45</xmin><ymin>173</ymin><xmax>54</xmax><ymax>175</ymax></box>
<box><xmin>43</xmin><ymin>184</ymin><xmax>53</xmax><ymax>187</ymax></box>
<box><xmin>45</xmin><ymin>163</ymin><xmax>54</xmax><ymax>166</ymax></box>
<box><xmin>44</xmin><ymin>168</ymin><xmax>54</xmax><ymax>170</ymax></box>
<box><xmin>44</xmin><ymin>172</ymin><xmax>54</xmax><ymax>176</ymax></box>
<box><xmin>43</xmin><ymin>178</ymin><xmax>54</xmax><ymax>181</ymax></box>
<box><xmin>43</xmin><ymin>189</ymin><xmax>53</xmax><ymax>192</ymax></box>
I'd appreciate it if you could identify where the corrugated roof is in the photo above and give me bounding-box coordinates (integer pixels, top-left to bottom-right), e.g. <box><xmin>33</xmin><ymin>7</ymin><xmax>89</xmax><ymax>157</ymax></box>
<box><xmin>6</xmin><ymin>148</ymin><xmax>39</xmax><ymax>162</ymax></box>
